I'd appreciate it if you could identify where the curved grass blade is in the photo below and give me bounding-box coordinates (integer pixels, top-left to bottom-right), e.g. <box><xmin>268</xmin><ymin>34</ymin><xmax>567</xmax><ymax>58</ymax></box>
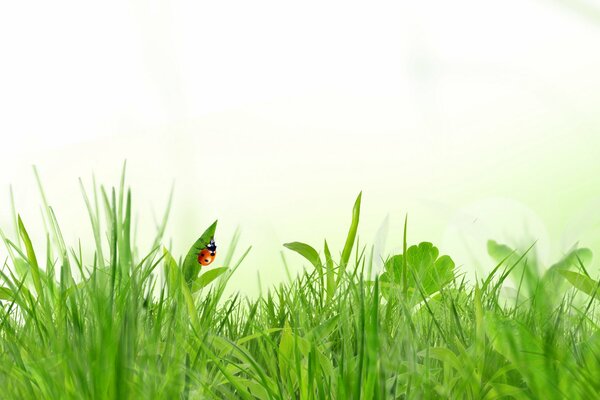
<box><xmin>324</xmin><ymin>240</ymin><xmax>335</xmax><ymax>301</ymax></box>
<box><xmin>283</xmin><ymin>242</ymin><xmax>322</xmax><ymax>272</ymax></box>
<box><xmin>17</xmin><ymin>216</ymin><xmax>43</xmax><ymax>300</ymax></box>
<box><xmin>340</xmin><ymin>192</ymin><xmax>361</xmax><ymax>274</ymax></box>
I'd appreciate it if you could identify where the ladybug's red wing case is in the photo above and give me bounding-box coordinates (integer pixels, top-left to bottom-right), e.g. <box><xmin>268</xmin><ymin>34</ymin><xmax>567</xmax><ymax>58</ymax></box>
<box><xmin>197</xmin><ymin>238</ymin><xmax>217</xmax><ymax>266</ymax></box>
<box><xmin>197</xmin><ymin>249</ymin><xmax>216</xmax><ymax>266</ymax></box>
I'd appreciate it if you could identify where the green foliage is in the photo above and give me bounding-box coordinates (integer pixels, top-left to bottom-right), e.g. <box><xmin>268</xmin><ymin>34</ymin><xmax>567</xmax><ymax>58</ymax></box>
<box><xmin>193</xmin><ymin>267</ymin><xmax>229</xmax><ymax>293</ymax></box>
<box><xmin>380</xmin><ymin>242</ymin><xmax>455</xmax><ymax>304</ymax></box>
<box><xmin>486</xmin><ymin>239</ymin><xmax>594</xmax><ymax>304</ymax></box>
<box><xmin>283</xmin><ymin>192</ymin><xmax>362</xmax><ymax>299</ymax></box>
<box><xmin>559</xmin><ymin>270</ymin><xmax>600</xmax><ymax>298</ymax></box>
<box><xmin>340</xmin><ymin>191</ymin><xmax>361</xmax><ymax>271</ymax></box>
<box><xmin>183</xmin><ymin>220</ymin><xmax>218</xmax><ymax>286</ymax></box>
<box><xmin>283</xmin><ymin>242</ymin><xmax>322</xmax><ymax>272</ymax></box>
<box><xmin>1</xmin><ymin>173</ymin><xmax>600</xmax><ymax>399</ymax></box>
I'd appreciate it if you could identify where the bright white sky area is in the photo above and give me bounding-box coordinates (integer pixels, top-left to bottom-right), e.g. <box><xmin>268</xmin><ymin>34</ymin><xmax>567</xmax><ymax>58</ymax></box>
<box><xmin>1</xmin><ymin>0</ymin><xmax>600</xmax><ymax>293</ymax></box>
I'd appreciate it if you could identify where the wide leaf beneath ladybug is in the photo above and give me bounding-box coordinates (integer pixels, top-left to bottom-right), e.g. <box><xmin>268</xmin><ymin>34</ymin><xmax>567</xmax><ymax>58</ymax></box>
<box><xmin>183</xmin><ymin>220</ymin><xmax>218</xmax><ymax>287</ymax></box>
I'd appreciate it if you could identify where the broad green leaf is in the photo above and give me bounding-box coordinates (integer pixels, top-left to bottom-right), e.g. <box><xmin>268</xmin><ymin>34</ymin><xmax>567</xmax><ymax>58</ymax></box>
<box><xmin>379</xmin><ymin>255</ymin><xmax>403</xmax><ymax>300</ymax></box>
<box><xmin>192</xmin><ymin>267</ymin><xmax>229</xmax><ymax>292</ymax></box>
<box><xmin>424</xmin><ymin>255</ymin><xmax>455</xmax><ymax>294</ymax></box>
<box><xmin>183</xmin><ymin>220</ymin><xmax>218</xmax><ymax>286</ymax></box>
<box><xmin>542</xmin><ymin>248</ymin><xmax>593</xmax><ymax>291</ymax></box>
<box><xmin>283</xmin><ymin>242</ymin><xmax>322</xmax><ymax>272</ymax></box>
<box><xmin>559</xmin><ymin>270</ymin><xmax>600</xmax><ymax>299</ymax></box>
<box><xmin>549</xmin><ymin>248</ymin><xmax>593</xmax><ymax>272</ymax></box>
<box><xmin>406</xmin><ymin>242</ymin><xmax>439</xmax><ymax>274</ymax></box>
<box><xmin>487</xmin><ymin>240</ymin><xmax>516</xmax><ymax>265</ymax></box>
<box><xmin>384</xmin><ymin>255</ymin><xmax>403</xmax><ymax>282</ymax></box>
<box><xmin>486</xmin><ymin>240</ymin><xmax>540</xmax><ymax>297</ymax></box>
<box><xmin>380</xmin><ymin>242</ymin><xmax>455</xmax><ymax>302</ymax></box>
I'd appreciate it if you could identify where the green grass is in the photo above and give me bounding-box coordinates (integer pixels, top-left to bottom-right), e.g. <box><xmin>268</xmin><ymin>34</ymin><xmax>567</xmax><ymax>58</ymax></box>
<box><xmin>1</xmin><ymin>171</ymin><xmax>600</xmax><ymax>399</ymax></box>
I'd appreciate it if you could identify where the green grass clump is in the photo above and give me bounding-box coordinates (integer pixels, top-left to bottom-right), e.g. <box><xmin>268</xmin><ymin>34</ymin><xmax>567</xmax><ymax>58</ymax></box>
<box><xmin>1</xmin><ymin>171</ymin><xmax>600</xmax><ymax>399</ymax></box>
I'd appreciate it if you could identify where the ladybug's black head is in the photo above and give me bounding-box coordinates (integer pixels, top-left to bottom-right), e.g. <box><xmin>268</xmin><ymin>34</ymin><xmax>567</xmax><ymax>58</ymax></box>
<box><xmin>206</xmin><ymin>238</ymin><xmax>217</xmax><ymax>255</ymax></box>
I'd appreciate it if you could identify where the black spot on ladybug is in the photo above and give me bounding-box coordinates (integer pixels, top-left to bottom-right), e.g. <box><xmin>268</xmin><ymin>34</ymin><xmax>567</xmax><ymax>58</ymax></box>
<box><xmin>205</xmin><ymin>259</ymin><xmax>209</xmax><ymax>263</ymax></box>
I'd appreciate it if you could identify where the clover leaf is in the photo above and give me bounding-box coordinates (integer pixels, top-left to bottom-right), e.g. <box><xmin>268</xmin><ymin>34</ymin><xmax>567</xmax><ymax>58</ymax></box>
<box><xmin>380</xmin><ymin>242</ymin><xmax>455</xmax><ymax>302</ymax></box>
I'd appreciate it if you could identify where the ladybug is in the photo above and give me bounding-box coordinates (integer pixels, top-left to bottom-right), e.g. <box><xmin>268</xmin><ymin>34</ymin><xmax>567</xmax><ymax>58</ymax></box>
<box><xmin>197</xmin><ymin>238</ymin><xmax>217</xmax><ymax>266</ymax></box>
